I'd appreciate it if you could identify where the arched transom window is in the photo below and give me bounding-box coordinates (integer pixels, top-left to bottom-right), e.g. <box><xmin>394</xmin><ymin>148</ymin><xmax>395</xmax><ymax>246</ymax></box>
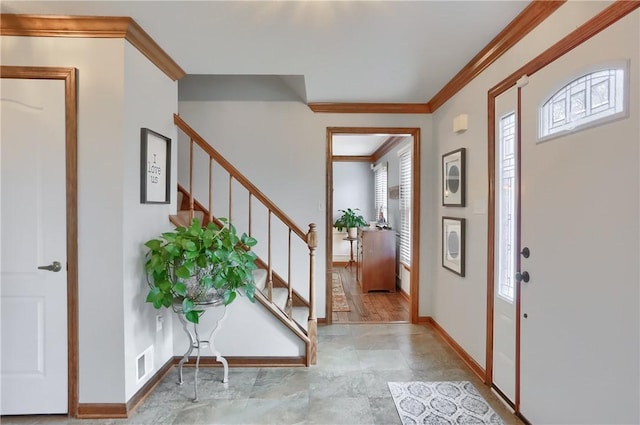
<box><xmin>539</xmin><ymin>63</ymin><xmax>628</xmax><ymax>141</ymax></box>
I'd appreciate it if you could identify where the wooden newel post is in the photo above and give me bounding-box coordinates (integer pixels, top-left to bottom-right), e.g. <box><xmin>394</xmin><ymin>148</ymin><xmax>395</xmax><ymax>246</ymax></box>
<box><xmin>306</xmin><ymin>223</ymin><xmax>318</xmax><ymax>320</ymax></box>
<box><xmin>306</xmin><ymin>223</ymin><xmax>318</xmax><ymax>365</ymax></box>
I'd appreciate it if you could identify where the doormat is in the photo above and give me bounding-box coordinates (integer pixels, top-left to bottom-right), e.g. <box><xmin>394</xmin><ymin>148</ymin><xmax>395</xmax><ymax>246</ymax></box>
<box><xmin>332</xmin><ymin>272</ymin><xmax>350</xmax><ymax>312</ymax></box>
<box><xmin>388</xmin><ymin>381</ymin><xmax>505</xmax><ymax>425</ymax></box>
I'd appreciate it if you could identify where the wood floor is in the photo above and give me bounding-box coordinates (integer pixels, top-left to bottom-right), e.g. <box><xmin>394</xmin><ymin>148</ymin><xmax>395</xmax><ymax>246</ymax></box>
<box><xmin>331</xmin><ymin>264</ymin><xmax>409</xmax><ymax>323</ymax></box>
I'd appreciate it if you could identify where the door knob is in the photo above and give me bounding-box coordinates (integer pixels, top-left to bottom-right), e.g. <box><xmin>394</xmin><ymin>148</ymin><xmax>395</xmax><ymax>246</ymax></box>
<box><xmin>38</xmin><ymin>261</ymin><xmax>62</xmax><ymax>272</ymax></box>
<box><xmin>515</xmin><ymin>271</ymin><xmax>530</xmax><ymax>283</ymax></box>
<box><xmin>521</xmin><ymin>247</ymin><xmax>530</xmax><ymax>258</ymax></box>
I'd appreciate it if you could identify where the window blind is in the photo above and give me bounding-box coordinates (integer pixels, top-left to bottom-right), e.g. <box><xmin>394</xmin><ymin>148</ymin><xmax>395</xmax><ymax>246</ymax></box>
<box><xmin>374</xmin><ymin>163</ymin><xmax>387</xmax><ymax>223</ymax></box>
<box><xmin>398</xmin><ymin>148</ymin><xmax>412</xmax><ymax>266</ymax></box>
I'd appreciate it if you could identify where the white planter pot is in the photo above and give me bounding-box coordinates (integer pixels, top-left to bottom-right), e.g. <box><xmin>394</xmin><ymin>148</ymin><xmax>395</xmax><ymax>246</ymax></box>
<box><xmin>347</xmin><ymin>227</ymin><xmax>358</xmax><ymax>239</ymax></box>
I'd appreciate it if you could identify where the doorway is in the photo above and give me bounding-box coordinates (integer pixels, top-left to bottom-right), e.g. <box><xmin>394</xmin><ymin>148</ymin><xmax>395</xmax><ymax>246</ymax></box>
<box><xmin>486</xmin><ymin>6</ymin><xmax>639</xmax><ymax>423</ymax></box>
<box><xmin>0</xmin><ymin>66</ymin><xmax>79</xmax><ymax>416</ymax></box>
<box><xmin>325</xmin><ymin>127</ymin><xmax>420</xmax><ymax>325</ymax></box>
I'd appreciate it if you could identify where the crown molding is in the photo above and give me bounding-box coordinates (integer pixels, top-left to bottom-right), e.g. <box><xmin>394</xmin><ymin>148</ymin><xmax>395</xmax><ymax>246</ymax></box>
<box><xmin>427</xmin><ymin>0</ymin><xmax>565</xmax><ymax>111</ymax></box>
<box><xmin>0</xmin><ymin>14</ymin><xmax>185</xmax><ymax>81</ymax></box>
<box><xmin>308</xmin><ymin>102</ymin><xmax>431</xmax><ymax>114</ymax></box>
<box><xmin>332</xmin><ymin>155</ymin><xmax>372</xmax><ymax>162</ymax></box>
<box><xmin>309</xmin><ymin>1</ymin><xmax>564</xmax><ymax>114</ymax></box>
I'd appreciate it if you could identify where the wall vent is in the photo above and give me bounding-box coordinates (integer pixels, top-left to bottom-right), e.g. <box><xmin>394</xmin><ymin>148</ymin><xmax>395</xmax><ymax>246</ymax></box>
<box><xmin>136</xmin><ymin>345</ymin><xmax>154</xmax><ymax>383</ymax></box>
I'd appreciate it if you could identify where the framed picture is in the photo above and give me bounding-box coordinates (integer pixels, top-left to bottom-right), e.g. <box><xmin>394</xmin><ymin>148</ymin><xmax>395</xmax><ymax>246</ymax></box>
<box><xmin>442</xmin><ymin>216</ymin><xmax>465</xmax><ymax>276</ymax></box>
<box><xmin>388</xmin><ymin>185</ymin><xmax>400</xmax><ymax>200</ymax></box>
<box><xmin>140</xmin><ymin>128</ymin><xmax>171</xmax><ymax>204</ymax></box>
<box><xmin>442</xmin><ymin>148</ymin><xmax>466</xmax><ymax>207</ymax></box>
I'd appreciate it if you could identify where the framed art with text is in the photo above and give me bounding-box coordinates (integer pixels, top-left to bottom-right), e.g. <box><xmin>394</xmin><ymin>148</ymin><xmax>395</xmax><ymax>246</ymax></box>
<box><xmin>140</xmin><ymin>128</ymin><xmax>171</xmax><ymax>204</ymax></box>
<box><xmin>442</xmin><ymin>216</ymin><xmax>465</xmax><ymax>276</ymax></box>
<box><xmin>442</xmin><ymin>147</ymin><xmax>466</xmax><ymax>207</ymax></box>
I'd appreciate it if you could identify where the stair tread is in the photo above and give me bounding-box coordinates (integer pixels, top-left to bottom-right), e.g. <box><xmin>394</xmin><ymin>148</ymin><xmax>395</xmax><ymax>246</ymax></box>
<box><xmin>252</xmin><ymin>269</ymin><xmax>268</xmax><ymax>291</ymax></box>
<box><xmin>177</xmin><ymin>209</ymin><xmax>205</xmax><ymax>224</ymax></box>
<box><xmin>264</xmin><ymin>287</ymin><xmax>289</xmax><ymax>311</ymax></box>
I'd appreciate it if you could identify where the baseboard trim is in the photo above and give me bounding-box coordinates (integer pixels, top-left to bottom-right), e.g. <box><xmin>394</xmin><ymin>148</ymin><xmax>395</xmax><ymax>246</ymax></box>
<box><xmin>422</xmin><ymin>316</ymin><xmax>486</xmax><ymax>381</ymax></box>
<box><xmin>76</xmin><ymin>403</ymin><xmax>128</xmax><ymax>419</ymax></box>
<box><xmin>172</xmin><ymin>356</ymin><xmax>307</xmax><ymax>368</ymax></box>
<box><xmin>76</xmin><ymin>357</ymin><xmax>174</xmax><ymax>419</ymax></box>
<box><xmin>417</xmin><ymin>315</ymin><xmax>431</xmax><ymax>326</ymax></box>
<box><xmin>126</xmin><ymin>358</ymin><xmax>175</xmax><ymax>415</ymax></box>
<box><xmin>77</xmin><ymin>354</ymin><xmax>306</xmax><ymax>418</ymax></box>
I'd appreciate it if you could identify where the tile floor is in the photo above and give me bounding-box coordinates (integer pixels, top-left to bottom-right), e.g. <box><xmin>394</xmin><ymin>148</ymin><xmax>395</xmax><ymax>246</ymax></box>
<box><xmin>1</xmin><ymin>324</ymin><xmax>523</xmax><ymax>425</ymax></box>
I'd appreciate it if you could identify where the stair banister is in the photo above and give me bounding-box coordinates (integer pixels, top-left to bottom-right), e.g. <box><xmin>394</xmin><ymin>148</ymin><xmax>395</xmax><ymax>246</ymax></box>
<box><xmin>174</xmin><ymin>114</ymin><xmax>307</xmax><ymax>240</ymax></box>
<box><xmin>174</xmin><ymin>113</ymin><xmax>317</xmax><ymax>364</ymax></box>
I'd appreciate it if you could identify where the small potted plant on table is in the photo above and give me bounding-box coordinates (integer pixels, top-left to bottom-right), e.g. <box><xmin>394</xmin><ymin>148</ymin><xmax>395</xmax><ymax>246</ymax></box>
<box><xmin>333</xmin><ymin>208</ymin><xmax>368</xmax><ymax>239</ymax></box>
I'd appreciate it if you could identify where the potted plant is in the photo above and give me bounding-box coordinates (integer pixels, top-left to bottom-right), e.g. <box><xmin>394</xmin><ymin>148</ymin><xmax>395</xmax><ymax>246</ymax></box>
<box><xmin>333</xmin><ymin>208</ymin><xmax>368</xmax><ymax>238</ymax></box>
<box><xmin>144</xmin><ymin>217</ymin><xmax>258</xmax><ymax>324</ymax></box>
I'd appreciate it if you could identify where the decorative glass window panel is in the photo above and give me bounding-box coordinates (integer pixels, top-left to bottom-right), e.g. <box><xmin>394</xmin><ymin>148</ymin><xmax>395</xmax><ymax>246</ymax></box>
<box><xmin>498</xmin><ymin>112</ymin><xmax>516</xmax><ymax>303</ymax></box>
<box><xmin>539</xmin><ymin>64</ymin><xmax>627</xmax><ymax>141</ymax></box>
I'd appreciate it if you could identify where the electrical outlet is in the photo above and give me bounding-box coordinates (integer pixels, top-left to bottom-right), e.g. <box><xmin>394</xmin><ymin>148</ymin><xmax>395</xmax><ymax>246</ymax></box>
<box><xmin>156</xmin><ymin>314</ymin><xmax>163</xmax><ymax>332</ymax></box>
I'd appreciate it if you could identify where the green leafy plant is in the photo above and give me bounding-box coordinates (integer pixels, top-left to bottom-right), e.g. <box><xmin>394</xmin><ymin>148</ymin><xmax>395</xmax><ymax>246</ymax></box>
<box><xmin>333</xmin><ymin>208</ymin><xmax>369</xmax><ymax>231</ymax></box>
<box><xmin>144</xmin><ymin>217</ymin><xmax>258</xmax><ymax>324</ymax></box>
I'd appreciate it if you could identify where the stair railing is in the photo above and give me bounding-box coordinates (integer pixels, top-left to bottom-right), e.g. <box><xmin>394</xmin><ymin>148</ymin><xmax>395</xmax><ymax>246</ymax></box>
<box><xmin>173</xmin><ymin>114</ymin><xmax>317</xmax><ymax>364</ymax></box>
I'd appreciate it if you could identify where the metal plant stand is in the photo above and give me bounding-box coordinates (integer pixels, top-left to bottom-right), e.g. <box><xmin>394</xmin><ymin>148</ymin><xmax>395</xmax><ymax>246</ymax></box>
<box><xmin>175</xmin><ymin>300</ymin><xmax>228</xmax><ymax>402</ymax></box>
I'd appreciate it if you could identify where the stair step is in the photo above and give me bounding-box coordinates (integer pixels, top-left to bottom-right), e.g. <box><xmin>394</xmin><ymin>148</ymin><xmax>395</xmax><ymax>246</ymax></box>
<box><xmin>177</xmin><ymin>209</ymin><xmax>205</xmax><ymax>225</ymax></box>
<box><xmin>265</xmin><ymin>287</ymin><xmax>289</xmax><ymax>311</ymax></box>
<box><xmin>177</xmin><ymin>191</ymin><xmax>184</xmax><ymax>210</ymax></box>
<box><xmin>261</xmin><ymin>285</ymin><xmax>309</xmax><ymax>331</ymax></box>
<box><xmin>252</xmin><ymin>269</ymin><xmax>267</xmax><ymax>292</ymax></box>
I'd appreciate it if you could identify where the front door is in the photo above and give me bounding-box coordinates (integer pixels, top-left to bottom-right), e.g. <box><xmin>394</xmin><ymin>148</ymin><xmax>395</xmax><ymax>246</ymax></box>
<box><xmin>518</xmin><ymin>16</ymin><xmax>638</xmax><ymax>424</ymax></box>
<box><xmin>1</xmin><ymin>77</ymin><xmax>69</xmax><ymax>414</ymax></box>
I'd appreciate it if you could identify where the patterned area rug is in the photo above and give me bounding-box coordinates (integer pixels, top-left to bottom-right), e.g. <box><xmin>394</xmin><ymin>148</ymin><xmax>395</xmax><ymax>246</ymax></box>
<box><xmin>332</xmin><ymin>272</ymin><xmax>350</xmax><ymax>312</ymax></box>
<box><xmin>388</xmin><ymin>381</ymin><xmax>505</xmax><ymax>425</ymax></box>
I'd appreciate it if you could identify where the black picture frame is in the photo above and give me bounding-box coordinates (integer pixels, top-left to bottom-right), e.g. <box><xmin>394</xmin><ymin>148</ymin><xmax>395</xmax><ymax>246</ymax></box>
<box><xmin>442</xmin><ymin>147</ymin><xmax>466</xmax><ymax>207</ymax></box>
<box><xmin>442</xmin><ymin>216</ymin><xmax>465</xmax><ymax>276</ymax></box>
<box><xmin>140</xmin><ymin>128</ymin><xmax>171</xmax><ymax>204</ymax></box>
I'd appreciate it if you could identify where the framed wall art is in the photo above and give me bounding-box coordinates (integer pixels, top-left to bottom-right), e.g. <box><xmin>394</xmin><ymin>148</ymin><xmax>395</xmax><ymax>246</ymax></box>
<box><xmin>442</xmin><ymin>147</ymin><xmax>466</xmax><ymax>207</ymax></box>
<box><xmin>442</xmin><ymin>216</ymin><xmax>465</xmax><ymax>276</ymax></box>
<box><xmin>140</xmin><ymin>128</ymin><xmax>171</xmax><ymax>204</ymax></box>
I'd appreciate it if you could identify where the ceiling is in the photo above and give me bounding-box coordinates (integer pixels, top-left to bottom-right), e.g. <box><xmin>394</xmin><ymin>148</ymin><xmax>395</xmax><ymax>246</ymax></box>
<box><xmin>332</xmin><ymin>134</ymin><xmax>391</xmax><ymax>157</ymax></box>
<box><xmin>1</xmin><ymin>0</ymin><xmax>530</xmax><ymax>104</ymax></box>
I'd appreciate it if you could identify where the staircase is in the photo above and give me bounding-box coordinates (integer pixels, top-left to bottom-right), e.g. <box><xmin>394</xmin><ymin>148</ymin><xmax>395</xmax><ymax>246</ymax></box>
<box><xmin>172</xmin><ymin>114</ymin><xmax>318</xmax><ymax>365</ymax></box>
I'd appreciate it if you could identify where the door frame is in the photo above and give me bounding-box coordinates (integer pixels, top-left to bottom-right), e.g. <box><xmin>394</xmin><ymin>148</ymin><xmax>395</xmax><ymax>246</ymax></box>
<box><xmin>1</xmin><ymin>65</ymin><xmax>79</xmax><ymax>417</ymax></box>
<box><xmin>325</xmin><ymin>127</ymin><xmax>421</xmax><ymax>324</ymax></box>
<box><xmin>484</xmin><ymin>1</ymin><xmax>638</xmax><ymax>415</ymax></box>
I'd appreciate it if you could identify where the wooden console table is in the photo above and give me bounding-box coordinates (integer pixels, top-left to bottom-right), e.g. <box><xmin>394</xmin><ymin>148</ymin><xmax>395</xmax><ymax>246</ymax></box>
<box><xmin>357</xmin><ymin>228</ymin><xmax>396</xmax><ymax>292</ymax></box>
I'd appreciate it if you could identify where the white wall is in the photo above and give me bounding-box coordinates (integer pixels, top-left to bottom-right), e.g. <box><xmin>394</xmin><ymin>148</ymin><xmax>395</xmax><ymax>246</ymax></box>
<box><xmin>122</xmin><ymin>43</ymin><xmax>178</xmax><ymax>401</ymax></box>
<box><xmin>1</xmin><ymin>36</ymin><xmax>178</xmax><ymax>404</ymax></box>
<box><xmin>430</xmin><ymin>1</ymin><xmax>612</xmax><ymax>369</ymax></box>
<box><xmin>332</xmin><ymin>161</ymin><xmax>372</xmax><ymax>261</ymax></box>
<box><xmin>178</xmin><ymin>100</ymin><xmax>434</xmax><ymax>333</ymax></box>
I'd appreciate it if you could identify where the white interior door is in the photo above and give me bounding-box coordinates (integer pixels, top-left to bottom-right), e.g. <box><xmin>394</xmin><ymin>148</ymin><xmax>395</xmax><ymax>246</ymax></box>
<box><xmin>492</xmin><ymin>85</ymin><xmax>518</xmax><ymax>405</ymax></box>
<box><xmin>519</xmin><ymin>15</ymin><xmax>639</xmax><ymax>424</ymax></box>
<box><xmin>1</xmin><ymin>78</ymin><xmax>68</xmax><ymax>414</ymax></box>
